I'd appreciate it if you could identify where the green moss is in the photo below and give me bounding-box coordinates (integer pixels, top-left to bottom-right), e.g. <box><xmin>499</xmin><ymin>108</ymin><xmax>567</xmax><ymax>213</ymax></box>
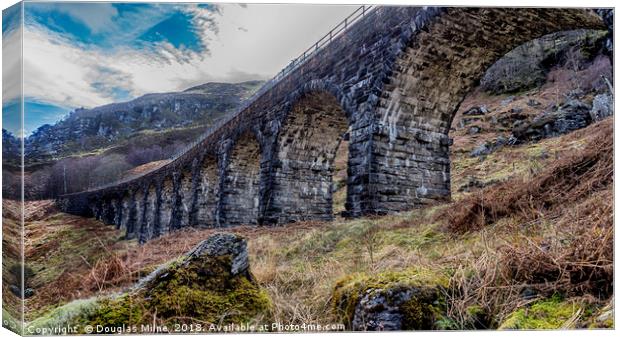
<box><xmin>332</xmin><ymin>269</ymin><xmax>448</xmax><ymax>330</ymax></box>
<box><xmin>78</xmin><ymin>252</ymin><xmax>271</xmax><ymax>328</ymax></box>
<box><xmin>499</xmin><ymin>294</ymin><xmax>583</xmax><ymax>330</ymax></box>
<box><xmin>83</xmin><ymin>296</ymin><xmax>145</xmax><ymax>329</ymax></box>
<box><xmin>27</xmin><ymin>298</ymin><xmax>101</xmax><ymax>334</ymax></box>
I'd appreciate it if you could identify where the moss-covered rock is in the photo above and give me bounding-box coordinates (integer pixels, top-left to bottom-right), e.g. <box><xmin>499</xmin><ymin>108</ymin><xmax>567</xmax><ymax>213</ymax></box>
<box><xmin>499</xmin><ymin>294</ymin><xmax>584</xmax><ymax>330</ymax></box>
<box><xmin>332</xmin><ymin>269</ymin><xmax>448</xmax><ymax>331</ymax></box>
<box><xmin>27</xmin><ymin>233</ymin><xmax>271</xmax><ymax>334</ymax></box>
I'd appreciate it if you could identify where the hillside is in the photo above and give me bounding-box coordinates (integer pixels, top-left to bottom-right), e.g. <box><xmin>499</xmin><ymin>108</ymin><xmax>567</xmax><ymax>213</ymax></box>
<box><xmin>2</xmin><ymin>81</ymin><xmax>264</xmax><ymax>199</ymax></box>
<box><xmin>18</xmin><ymin>80</ymin><xmax>264</xmax><ymax>165</ymax></box>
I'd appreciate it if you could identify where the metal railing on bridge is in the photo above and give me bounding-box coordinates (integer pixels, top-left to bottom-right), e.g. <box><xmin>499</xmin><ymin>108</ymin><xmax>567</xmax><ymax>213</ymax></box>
<box><xmin>77</xmin><ymin>4</ymin><xmax>377</xmax><ymax>194</ymax></box>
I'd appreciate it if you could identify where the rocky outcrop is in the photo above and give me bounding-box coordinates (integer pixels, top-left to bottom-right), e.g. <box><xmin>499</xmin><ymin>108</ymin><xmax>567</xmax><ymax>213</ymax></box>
<box><xmin>595</xmin><ymin>9</ymin><xmax>613</xmax><ymax>56</ymax></box>
<box><xmin>480</xmin><ymin>30</ymin><xmax>608</xmax><ymax>94</ymax></box>
<box><xmin>2</xmin><ymin>129</ymin><xmax>20</xmax><ymax>163</ymax></box>
<box><xmin>590</xmin><ymin>93</ymin><xmax>614</xmax><ymax>122</ymax></box>
<box><xmin>332</xmin><ymin>270</ymin><xmax>447</xmax><ymax>331</ymax></box>
<box><xmin>470</xmin><ymin>136</ymin><xmax>507</xmax><ymax>158</ymax></box>
<box><xmin>509</xmin><ymin>100</ymin><xmax>593</xmax><ymax>144</ymax></box>
<box><xmin>27</xmin><ymin>233</ymin><xmax>271</xmax><ymax>333</ymax></box>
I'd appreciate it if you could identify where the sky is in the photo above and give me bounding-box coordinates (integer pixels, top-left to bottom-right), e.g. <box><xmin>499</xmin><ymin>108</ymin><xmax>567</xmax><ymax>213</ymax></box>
<box><xmin>2</xmin><ymin>2</ymin><xmax>356</xmax><ymax>136</ymax></box>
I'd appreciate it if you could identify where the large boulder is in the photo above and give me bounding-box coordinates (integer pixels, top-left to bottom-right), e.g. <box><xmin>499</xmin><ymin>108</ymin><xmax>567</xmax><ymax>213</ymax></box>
<box><xmin>510</xmin><ymin>100</ymin><xmax>592</xmax><ymax>143</ymax></box>
<box><xmin>590</xmin><ymin>93</ymin><xmax>614</xmax><ymax>122</ymax></box>
<box><xmin>332</xmin><ymin>270</ymin><xmax>447</xmax><ymax>331</ymax></box>
<box><xmin>28</xmin><ymin>233</ymin><xmax>271</xmax><ymax>333</ymax></box>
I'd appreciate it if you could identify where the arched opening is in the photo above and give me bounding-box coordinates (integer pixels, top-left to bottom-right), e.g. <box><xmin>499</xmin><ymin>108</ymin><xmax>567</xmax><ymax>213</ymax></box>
<box><xmin>158</xmin><ymin>176</ymin><xmax>174</xmax><ymax>236</ymax></box>
<box><xmin>194</xmin><ymin>154</ymin><xmax>220</xmax><ymax>227</ymax></box>
<box><xmin>90</xmin><ymin>201</ymin><xmax>101</xmax><ymax>221</ymax></box>
<box><xmin>220</xmin><ymin>131</ymin><xmax>261</xmax><ymax>226</ymax></box>
<box><xmin>120</xmin><ymin>190</ymin><xmax>137</xmax><ymax>239</ymax></box>
<box><xmin>267</xmin><ymin>91</ymin><xmax>349</xmax><ymax>224</ymax></box>
<box><xmin>369</xmin><ymin>8</ymin><xmax>606</xmax><ymax>214</ymax></box>
<box><xmin>448</xmin><ymin>28</ymin><xmax>612</xmax><ymax>195</ymax></box>
<box><xmin>101</xmin><ymin>199</ymin><xmax>115</xmax><ymax>225</ymax></box>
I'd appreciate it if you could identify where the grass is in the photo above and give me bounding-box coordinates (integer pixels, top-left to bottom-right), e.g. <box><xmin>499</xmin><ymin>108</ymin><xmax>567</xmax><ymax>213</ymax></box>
<box><xmin>10</xmin><ymin>117</ymin><xmax>614</xmax><ymax>331</ymax></box>
<box><xmin>3</xmin><ymin>200</ymin><xmax>131</xmax><ymax>320</ymax></box>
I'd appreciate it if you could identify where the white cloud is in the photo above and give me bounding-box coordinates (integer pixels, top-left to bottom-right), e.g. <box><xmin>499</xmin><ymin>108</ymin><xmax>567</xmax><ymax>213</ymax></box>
<box><xmin>22</xmin><ymin>4</ymin><xmax>357</xmax><ymax>110</ymax></box>
<box><xmin>2</xmin><ymin>24</ymin><xmax>22</xmax><ymax>105</ymax></box>
<box><xmin>55</xmin><ymin>3</ymin><xmax>119</xmax><ymax>34</ymax></box>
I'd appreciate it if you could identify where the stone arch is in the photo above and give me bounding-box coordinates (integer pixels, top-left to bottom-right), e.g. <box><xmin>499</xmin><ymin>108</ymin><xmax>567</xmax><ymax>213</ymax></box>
<box><xmin>368</xmin><ymin>7</ymin><xmax>605</xmax><ymax>214</ymax></box>
<box><xmin>220</xmin><ymin>131</ymin><xmax>262</xmax><ymax>226</ymax></box>
<box><xmin>158</xmin><ymin>175</ymin><xmax>175</xmax><ymax>236</ymax></box>
<box><xmin>194</xmin><ymin>153</ymin><xmax>220</xmax><ymax>227</ymax></box>
<box><xmin>287</xmin><ymin>80</ymin><xmax>357</xmax><ymax>120</ymax></box>
<box><xmin>265</xmin><ymin>90</ymin><xmax>350</xmax><ymax>224</ymax></box>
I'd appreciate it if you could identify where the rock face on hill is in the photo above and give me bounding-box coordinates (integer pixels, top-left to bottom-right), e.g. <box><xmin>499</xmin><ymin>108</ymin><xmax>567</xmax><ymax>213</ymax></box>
<box><xmin>480</xmin><ymin>30</ymin><xmax>607</xmax><ymax>95</ymax></box>
<box><xmin>23</xmin><ymin>81</ymin><xmax>263</xmax><ymax>161</ymax></box>
<box><xmin>2</xmin><ymin>129</ymin><xmax>19</xmax><ymax>163</ymax></box>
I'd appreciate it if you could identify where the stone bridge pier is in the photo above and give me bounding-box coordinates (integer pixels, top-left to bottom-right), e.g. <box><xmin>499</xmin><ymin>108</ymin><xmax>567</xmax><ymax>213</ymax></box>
<box><xmin>57</xmin><ymin>6</ymin><xmax>606</xmax><ymax>242</ymax></box>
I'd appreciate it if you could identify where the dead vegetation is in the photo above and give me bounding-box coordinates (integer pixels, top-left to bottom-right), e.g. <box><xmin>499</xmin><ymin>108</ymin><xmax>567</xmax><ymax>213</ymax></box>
<box><xmin>438</xmin><ymin>118</ymin><xmax>613</xmax><ymax>328</ymax></box>
<box><xmin>443</xmin><ymin>118</ymin><xmax>612</xmax><ymax>233</ymax></box>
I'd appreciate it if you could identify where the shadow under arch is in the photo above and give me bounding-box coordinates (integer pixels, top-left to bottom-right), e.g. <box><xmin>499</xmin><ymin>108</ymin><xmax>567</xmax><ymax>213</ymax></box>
<box><xmin>264</xmin><ymin>89</ymin><xmax>352</xmax><ymax>224</ymax></box>
<box><xmin>157</xmin><ymin>175</ymin><xmax>175</xmax><ymax>236</ymax></box>
<box><xmin>193</xmin><ymin>153</ymin><xmax>220</xmax><ymax>227</ymax></box>
<box><xmin>220</xmin><ymin>130</ymin><xmax>263</xmax><ymax>226</ymax></box>
<box><xmin>139</xmin><ymin>182</ymin><xmax>159</xmax><ymax>243</ymax></box>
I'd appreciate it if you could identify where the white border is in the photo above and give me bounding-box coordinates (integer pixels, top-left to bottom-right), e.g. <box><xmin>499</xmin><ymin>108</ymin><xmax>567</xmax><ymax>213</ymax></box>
<box><xmin>0</xmin><ymin>1</ymin><xmax>616</xmax><ymax>337</ymax></box>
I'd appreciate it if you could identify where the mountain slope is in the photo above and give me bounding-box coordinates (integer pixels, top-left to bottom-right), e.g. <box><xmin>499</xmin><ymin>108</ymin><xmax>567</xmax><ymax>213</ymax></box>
<box><xmin>23</xmin><ymin>80</ymin><xmax>264</xmax><ymax>162</ymax></box>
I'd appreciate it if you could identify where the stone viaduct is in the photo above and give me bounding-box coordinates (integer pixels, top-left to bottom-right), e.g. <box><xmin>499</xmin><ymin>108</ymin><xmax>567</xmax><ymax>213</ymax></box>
<box><xmin>57</xmin><ymin>6</ymin><xmax>605</xmax><ymax>243</ymax></box>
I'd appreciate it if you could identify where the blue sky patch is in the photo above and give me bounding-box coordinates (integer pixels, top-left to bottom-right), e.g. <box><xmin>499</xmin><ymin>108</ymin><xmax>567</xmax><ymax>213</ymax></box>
<box><xmin>24</xmin><ymin>100</ymin><xmax>71</xmax><ymax>136</ymax></box>
<box><xmin>24</xmin><ymin>2</ymin><xmax>210</xmax><ymax>53</ymax></box>
<box><xmin>2</xmin><ymin>100</ymin><xmax>22</xmax><ymax>137</ymax></box>
<box><xmin>139</xmin><ymin>11</ymin><xmax>203</xmax><ymax>51</ymax></box>
<box><xmin>13</xmin><ymin>2</ymin><xmax>220</xmax><ymax>135</ymax></box>
<box><xmin>3</xmin><ymin>98</ymin><xmax>72</xmax><ymax>137</ymax></box>
<box><xmin>2</xmin><ymin>2</ymin><xmax>22</xmax><ymax>36</ymax></box>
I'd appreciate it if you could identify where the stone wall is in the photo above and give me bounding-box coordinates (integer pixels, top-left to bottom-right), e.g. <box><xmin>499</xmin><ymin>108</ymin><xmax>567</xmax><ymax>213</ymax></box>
<box><xmin>57</xmin><ymin>6</ymin><xmax>605</xmax><ymax>242</ymax></box>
